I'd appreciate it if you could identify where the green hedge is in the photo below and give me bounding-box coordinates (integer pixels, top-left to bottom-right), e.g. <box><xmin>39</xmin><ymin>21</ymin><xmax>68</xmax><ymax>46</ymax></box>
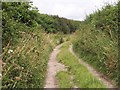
<box><xmin>73</xmin><ymin>3</ymin><xmax>118</xmax><ymax>86</ymax></box>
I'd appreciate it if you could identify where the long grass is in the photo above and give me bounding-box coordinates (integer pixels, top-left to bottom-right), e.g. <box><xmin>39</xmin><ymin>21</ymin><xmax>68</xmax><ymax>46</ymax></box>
<box><xmin>56</xmin><ymin>71</ymin><xmax>73</xmax><ymax>88</ymax></box>
<box><xmin>2</xmin><ymin>29</ymin><xmax>53</xmax><ymax>88</ymax></box>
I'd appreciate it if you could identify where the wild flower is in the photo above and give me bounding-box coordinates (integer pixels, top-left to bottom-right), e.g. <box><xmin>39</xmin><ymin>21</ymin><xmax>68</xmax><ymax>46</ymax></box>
<box><xmin>21</xmin><ymin>67</ymin><xmax>24</xmax><ymax>70</ymax></box>
<box><xmin>8</xmin><ymin>49</ymin><xmax>13</xmax><ymax>54</ymax></box>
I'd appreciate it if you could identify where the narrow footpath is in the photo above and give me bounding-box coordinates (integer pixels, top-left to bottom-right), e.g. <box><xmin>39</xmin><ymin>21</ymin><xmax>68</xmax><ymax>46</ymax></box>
<box><xmin>44</xmin><ymin>44</ymin><xmax>66</xmax><ymax>88</ymax></box>
<box><xmin>44</xmin><ymin>43</ymin><xmax>116</xmax><ymax>88</ymax></box>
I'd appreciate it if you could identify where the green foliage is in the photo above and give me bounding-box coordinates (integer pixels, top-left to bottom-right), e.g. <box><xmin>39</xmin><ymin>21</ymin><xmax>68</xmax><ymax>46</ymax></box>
<box><xmin>2</xmin><ymin>2</ymin><xmax>38</xmax><ymax>27</ymax></box>
<box><xmin>2</xmin><ymin>2</ymin><xmax>39</xmax><ymax>46</ymax></box>
<box><xmin>73</xmin><ymin>3</ymin><xmax>118</xmax><ymax>85</ymax></box>
<box><xmin>85</xmin><ymin>3</ymin><xmax>118</xmax><ymax>39</ymax></box>
<box><xmin>2</xmin><ymin>29</ymin><xmax>52</xmax><ymax>88</ymax></box>
<box><xmin>2</xmin><ymin>2</ymin><xmax>53</xmax><ymax>88</ymax></box>
<box><xmin>56</xmin><ymin>71</ymin><xmax>73</xmax><ymax>88</ymax></box>
<box><xmin>2</xmin><ymin>1</ymin><xmax>118</xmax><ymax>88</ymax></box>
<box><xmin>37</xmin><ymin>14</ymin><xmax>80</xmax><ymax>34</ymax></box>
<box><xmin>2</xmin><ymin>1</ymin><xmax>77</xmax><ymax>88</ymax></box>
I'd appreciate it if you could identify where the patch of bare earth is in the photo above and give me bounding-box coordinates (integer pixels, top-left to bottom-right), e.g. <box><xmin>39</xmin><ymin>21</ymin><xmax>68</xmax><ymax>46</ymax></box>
<box><xmin>44</xmin><ymin>44</ymin><xmax>67</xmax><ymax>88</ymax></box>
<box><xmin>69</xmin><ymin>45</ymin><xmax>116</xmax><ymax>88</ymax></box>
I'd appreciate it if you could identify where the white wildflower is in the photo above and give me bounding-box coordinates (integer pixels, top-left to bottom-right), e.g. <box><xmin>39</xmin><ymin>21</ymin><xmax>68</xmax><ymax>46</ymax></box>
<box><xmin>21</xmin><ymin>67</ymin><xmax>24</xmax><ymax>70</ymax></box>
<box><xmin>8</xmin><ymin>49</ymin><xmax>13</xmax><ymax>54</ymax></box>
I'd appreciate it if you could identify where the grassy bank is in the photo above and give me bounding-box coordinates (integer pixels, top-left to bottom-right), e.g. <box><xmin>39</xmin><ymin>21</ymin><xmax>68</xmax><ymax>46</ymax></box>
<box><xmin>56</xmin><ymin>43</ymin><xmax>106</xmax><ymax>88</ymax></box>
<box><xmin>72</xmin><ymin>3</ymin><xmax>118</xmax><ymax>85</ymax></box>
<box><xmin>2</xmin><ymin>28</ymin><xmax>53</xmax><ymax>88</ymax></box>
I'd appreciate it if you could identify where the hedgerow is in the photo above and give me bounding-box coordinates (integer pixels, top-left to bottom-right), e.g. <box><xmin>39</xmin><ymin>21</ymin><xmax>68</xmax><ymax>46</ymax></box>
<box><xmin>73</xmin><ymin>2</ymin><xmax>118</xmax><ymax>86</ymax></box>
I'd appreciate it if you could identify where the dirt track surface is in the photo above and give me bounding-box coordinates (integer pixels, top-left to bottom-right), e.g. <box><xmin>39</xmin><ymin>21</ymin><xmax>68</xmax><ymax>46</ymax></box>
<box><xmin>44</xmin><ymin>44</ymin><xmax>66</xmax><ymax>88</ymax></box>
<box><xmin>44</xmin><ymin>43</ymin><xmax>116</xmax><ymax>88</ymax></box>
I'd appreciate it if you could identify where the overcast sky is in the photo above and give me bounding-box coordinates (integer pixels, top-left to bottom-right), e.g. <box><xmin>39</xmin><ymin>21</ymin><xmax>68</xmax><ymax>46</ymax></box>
<box><xmin>31</xmin><ymin>0</ymin><xmax>118</xmax><ymax>21</ymax></box>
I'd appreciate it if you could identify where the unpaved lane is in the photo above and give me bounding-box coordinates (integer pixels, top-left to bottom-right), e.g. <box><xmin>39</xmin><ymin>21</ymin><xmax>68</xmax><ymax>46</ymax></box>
<box><xmin>44</xmin><ymin>44</ymin><xmax>66</xmax><ymax>88</ymax></box>
<box><xmin>69</xmin><ymin>45</ymin><xmax>115</xmax><ymax>88</ymax></box>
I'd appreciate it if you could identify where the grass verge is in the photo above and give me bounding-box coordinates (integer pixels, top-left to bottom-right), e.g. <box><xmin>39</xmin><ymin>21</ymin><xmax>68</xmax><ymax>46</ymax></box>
<box><xmin>56</xmin><ymin>42</ymin><xmax>106</xmax><ymax>88</ymax></box>
<box><xmin>56</xmin><ymin>71</ymin><xmax>73</xmax><ymax>88</ymax></box>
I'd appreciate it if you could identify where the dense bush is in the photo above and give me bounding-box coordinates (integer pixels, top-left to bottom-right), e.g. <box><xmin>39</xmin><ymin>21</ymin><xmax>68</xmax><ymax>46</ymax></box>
<box><xmin>2</xmin><ymin>28</ymin><xmax>53</xmax><ymax>88</ymax></box>
<box><xmin>73</xmin><ymin>3</ymin><xmax>118</xmax><ymax>86</ymax></box>
<box><xmin>2</xmin><ymin>2</ymin><xmax>53</xmax><ymax>88</ymax></box>
<box><xmin>37</xmin><ymin>14</ymin><xmax>80</xmax><ymax>34</ymax></box>
<box><xmin>2</xmin><ymin>2</ymin><xmax>39</xmax><ymax>47</ymax></box>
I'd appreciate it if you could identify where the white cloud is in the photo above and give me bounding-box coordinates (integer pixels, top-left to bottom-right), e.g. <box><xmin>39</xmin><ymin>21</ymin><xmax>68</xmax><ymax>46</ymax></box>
<box><xmin>31</xmin><ymin>0</ymin><xmax>118</xmax><ymax>21</ymax></box>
